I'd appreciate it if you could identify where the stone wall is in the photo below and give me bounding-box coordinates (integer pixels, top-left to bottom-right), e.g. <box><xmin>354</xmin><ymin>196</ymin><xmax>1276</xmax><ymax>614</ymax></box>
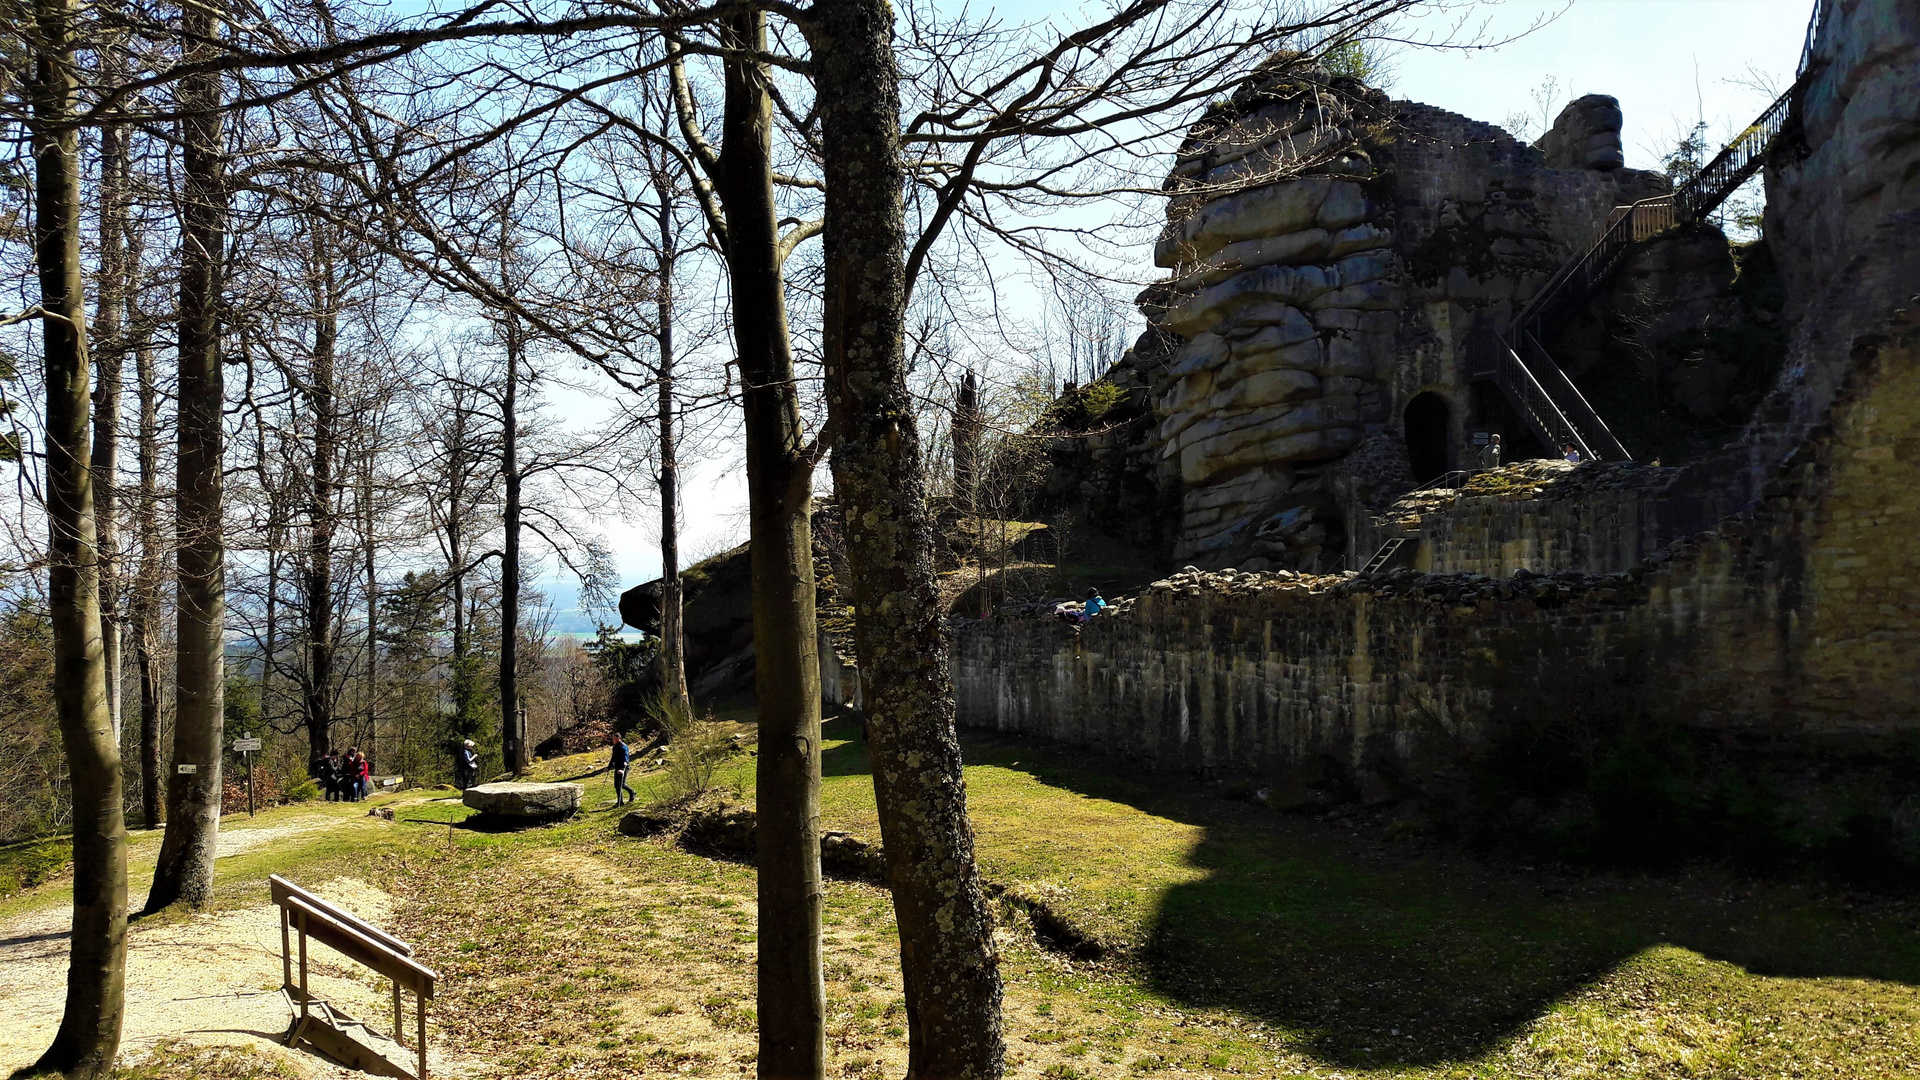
<box><xmin>1348</xmin><ymin>460</ymin><xmax>1677</xmax><ymax>576</ymax></box>
<box><xmin>956</xmin><ymin>307</ymin><xmax>1920</xmax><ymax>842</ymax></box>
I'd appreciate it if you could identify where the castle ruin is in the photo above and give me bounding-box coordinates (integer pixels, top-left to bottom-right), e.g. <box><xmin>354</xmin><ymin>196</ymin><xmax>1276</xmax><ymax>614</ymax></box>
<box><xmin>953</xmin><ymin>0</ymin><xmax>1920</xmax><ymax>869</ymax></box>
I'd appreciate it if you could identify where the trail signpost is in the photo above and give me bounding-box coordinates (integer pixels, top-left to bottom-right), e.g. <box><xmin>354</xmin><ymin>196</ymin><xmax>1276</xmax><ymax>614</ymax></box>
<box><xmin>233</xmin><ymin>735</ymin><xmax>262</xmax><ymax>815</ymax></box>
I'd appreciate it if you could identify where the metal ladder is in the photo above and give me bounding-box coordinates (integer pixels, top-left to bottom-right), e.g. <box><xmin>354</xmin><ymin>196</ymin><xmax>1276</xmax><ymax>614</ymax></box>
<box><xmin>1360</xmin><ymin>536</ymin><xmax>1408</xmax><ymax>574</ymax></box>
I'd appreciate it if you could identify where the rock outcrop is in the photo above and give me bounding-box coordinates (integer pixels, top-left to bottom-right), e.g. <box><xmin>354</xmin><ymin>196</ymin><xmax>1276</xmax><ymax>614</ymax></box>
<box><xmin>1535</xmin><ymin>94</ymin><xmax>1627</xmax><ymax>171</ymax></box>
<box><xmin>1127</xmin><ymin>63</ymin><xmax>1665</xmax><ymax>568</ymax></box>
<box><xmin>462</xmin><ymin>782</ymin><xmax>583</xmax><ymax>818</ymax></box>
<box><xmin>1765</xmin><ymin>0</ymin><xmax>1920</xmax><ymax>310</ymax></box>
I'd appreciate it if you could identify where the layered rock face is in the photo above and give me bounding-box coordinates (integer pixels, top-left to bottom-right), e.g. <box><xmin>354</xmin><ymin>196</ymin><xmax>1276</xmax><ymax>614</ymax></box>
<box><xmin>1535</xmin><ymin>94</ymin><xmax>1626</xmax><ymax>171</ymax></box>
<box><xmin>1136</xmin><ymin>68</ymin><xmax>1664</xmax><ymax>568</ymax></box>
<box><xmin>1751</xmin><ymin>0</ymin><xmax>1920</xmax><ymax>483</ymax></box>
<box><xmin>1765</xmin><ymin>0</ymin><xmax>1920</xmax><ymax>310</ymax></box>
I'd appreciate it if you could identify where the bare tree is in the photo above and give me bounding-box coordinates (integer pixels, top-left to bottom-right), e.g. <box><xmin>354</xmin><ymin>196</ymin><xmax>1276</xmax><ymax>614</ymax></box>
<box><xmin>149</xmin><ymin>0</ymin><xmax>230</xmax><ymax>912</ymax></box>
<box><xmin>667</xmin><ymin>24</ymin><xmax>828</xmax><ymax>1073</ymax></box>
<box><xmin>28</xmin><ymin>0</ymin><xmax>129</xmax><ymax>1067</ymax></box>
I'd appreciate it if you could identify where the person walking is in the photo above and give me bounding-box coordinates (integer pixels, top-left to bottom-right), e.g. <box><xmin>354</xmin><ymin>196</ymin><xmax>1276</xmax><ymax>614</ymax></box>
<box><xmin>609</xmin><ymin>731</ymin><xmax>636</xmax><ymax>807</ymax></box>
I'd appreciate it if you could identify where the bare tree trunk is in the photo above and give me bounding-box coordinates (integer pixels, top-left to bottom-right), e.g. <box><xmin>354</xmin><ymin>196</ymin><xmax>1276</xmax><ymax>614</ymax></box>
<box><xmin>32</xmin><ymin>0</ymin><xmax>129</xmax><ymax>1068</ymax></box>
<box><xmin>303</xmin><ymin>255</ymin><xmax>338</xmax><ymax>763</ymax></box>
<box><xmin>93</xmin><ymin>106</ymin><xmax>129</xmax><ymax>743</ymax></box>
<box><xmin>133</xmin><ymin>335</ymin><xmax>164</xmax><ymax>830</ymax></box>
<box><xmin>654</xmin><ymin>190</ymin><xmax>690</xmax><ymax>712</ymax></box>
<box><xmin>500</xmin><ymin>311</ymin><xmax>524</xmax><ymax>774</ymax></box>
<box><xmin>710</xmin><ymin>14</ymin><xmax>825</xmax><ymax>1076</ymax></box>
<box><xmin>149</xmin><ymin>1</ymin><xmax>228</xmax><ymax>911</ymax></box>
<box><xmin>362</xmin><ymin>437</ymin><xmax>379</xmax><ymax>772</ymax></box>
<box><xmin>445</xmin><ymin>404</ymin><xmax>478</xmax><ymax>754</ymax></box>
<box><xmin>811</xmin><ymin>4</ymin><xmax>1005</xmax><ymax>1076</ymax></box>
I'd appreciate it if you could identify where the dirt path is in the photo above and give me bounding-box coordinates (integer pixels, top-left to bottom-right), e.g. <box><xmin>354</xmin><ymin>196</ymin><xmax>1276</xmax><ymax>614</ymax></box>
<box><xmin>0</xmin><ymin>872</ymin><xmax>473</xmax><ymax>1078</ymax></box>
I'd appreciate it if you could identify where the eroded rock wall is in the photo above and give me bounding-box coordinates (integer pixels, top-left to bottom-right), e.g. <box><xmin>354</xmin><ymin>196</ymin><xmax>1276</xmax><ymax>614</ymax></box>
<box><xmin>1137</xmin><ymin>68</ymin><xmax>1664</xmax><ymax>570</ymax></box>
<box><xmin>1766</xmin><ymin>0</ymin><xmax>1920</xmax><ymax>310</ymax></box>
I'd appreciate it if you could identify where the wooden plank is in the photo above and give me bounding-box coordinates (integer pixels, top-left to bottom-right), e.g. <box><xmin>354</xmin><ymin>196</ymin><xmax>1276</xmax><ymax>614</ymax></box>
<box><xmin>283</xmin><ymin>895</ymin><xmax>438</xmax><ymax>999</ymax></box>
<box><xmin>271</xmin><ymin>875</ymin><xmax>413</xmax><ymax>956</ymax></box>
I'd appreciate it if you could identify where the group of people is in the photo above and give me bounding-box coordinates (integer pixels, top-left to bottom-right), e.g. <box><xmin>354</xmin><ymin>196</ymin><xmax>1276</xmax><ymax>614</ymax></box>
<box><xmin>315</xmin><ymin>747</ymin><xmax>373</xmax><ymax>802</ymax></box>
<box><xmin>1476</xmin><ymin>433</ymin><xmax>1585</xmax><ymax>470</ymax></box>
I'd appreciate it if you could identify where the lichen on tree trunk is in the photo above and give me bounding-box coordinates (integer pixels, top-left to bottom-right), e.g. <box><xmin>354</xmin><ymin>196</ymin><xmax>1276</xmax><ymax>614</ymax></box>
<box><xmin>809</xmin><ymin>2</ymin><xmax>1006</xmax><ymax>1076</ymax></box>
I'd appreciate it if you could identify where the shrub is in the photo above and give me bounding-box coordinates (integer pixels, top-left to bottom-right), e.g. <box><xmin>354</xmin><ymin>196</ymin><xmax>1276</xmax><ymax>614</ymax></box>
<box><xmin>284</xmin><ymin>778</ymin><xmax>322</xmax><ymax>803</ymax></box>
<box><xmin>649</xmin><ymin>693</ymin><xmax>732</xmax><ymax>805</ymax></box>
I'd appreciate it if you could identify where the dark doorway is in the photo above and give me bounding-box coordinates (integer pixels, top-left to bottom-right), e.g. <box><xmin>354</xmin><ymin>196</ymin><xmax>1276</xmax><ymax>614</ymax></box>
<box><xmin>1404</xmin><ymin>392</ymin><xmax>1451</xmax><ymax>482</ymax></box>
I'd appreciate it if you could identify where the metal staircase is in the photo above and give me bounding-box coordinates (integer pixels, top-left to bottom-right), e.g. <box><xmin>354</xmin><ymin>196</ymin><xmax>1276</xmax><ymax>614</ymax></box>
<box><xmin>1469</xmin><ymin>79</ymin><xmax>1805</xmax><ymax>463</ymax></box>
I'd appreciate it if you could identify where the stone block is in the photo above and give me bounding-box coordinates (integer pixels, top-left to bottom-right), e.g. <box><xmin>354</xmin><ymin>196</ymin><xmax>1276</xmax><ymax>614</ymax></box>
<box><xmin>463</xmin><ymin>782</ymin><xmax>584</xmax><ymax>818</ymax></box>
<box><xmin>618</xmin><ymin>807</ymin><xmax>677</xmax><ymax>837</ymax></box>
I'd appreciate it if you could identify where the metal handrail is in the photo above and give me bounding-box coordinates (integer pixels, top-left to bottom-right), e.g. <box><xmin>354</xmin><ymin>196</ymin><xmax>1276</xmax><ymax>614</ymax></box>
<box><xmin>1492</xmin><ymin>339</ymin><xmax>1595</xmax><ymax>462</ymax></box>
<box><xmin>1799</xmin><ymin>0</ymin><xmax>1831</xmax><ymax>77</ymax></box>
<box><xmin>1511</xmin><ymin>195</ymin><xmax>1674</xmax><ymax>349</ymax></box>
<box><xmin>1514</xmin><ymin>331</ymin><xmax>1628</xmax><ymax>459</ymax></box>
<box><xmin>1469</xmin><ymin>70</ymin><xmax>1808</xmax><ymax>466</ymax></box>
<box><xmin>1674</xmin><ymin>84</ymin><xmax>1795</xmax><ymax>223</ymax></box>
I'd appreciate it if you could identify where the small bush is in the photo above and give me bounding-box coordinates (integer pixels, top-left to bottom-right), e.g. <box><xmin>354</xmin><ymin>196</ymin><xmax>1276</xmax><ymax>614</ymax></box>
<box><xmin>649</xmin><ymin>693</ymin><xmax>732</xmax><ymax>805</ymax></box>
<box><xmin>284</xmin><ymin>778</ymin><xmax>322</xmax><ymax>803</ymax></box>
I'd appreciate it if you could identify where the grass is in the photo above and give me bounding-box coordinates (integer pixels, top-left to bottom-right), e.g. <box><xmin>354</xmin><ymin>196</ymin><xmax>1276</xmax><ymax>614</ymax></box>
<box><xmin>0</xmin><ymin>837</ymin><xmax>71</xmax><ymax>902</ymax></box>
<box><xmin>1</xmin><ymin>721</ymin><xmax>1910</xmax><ymax>1078</ymax></box>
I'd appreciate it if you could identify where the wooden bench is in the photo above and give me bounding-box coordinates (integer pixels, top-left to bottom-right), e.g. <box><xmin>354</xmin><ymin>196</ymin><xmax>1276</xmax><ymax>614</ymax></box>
<box><xmin>270</xmin><ymin>874</ymin><xmax>438</xmax><ymax>1079</ymax></box>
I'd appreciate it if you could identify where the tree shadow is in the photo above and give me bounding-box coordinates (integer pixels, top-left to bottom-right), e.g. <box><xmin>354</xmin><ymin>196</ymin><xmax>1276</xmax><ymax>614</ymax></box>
<box><xmin>953</xmin><ymin>727</ymin><xmax>1920</xmax><ymax>1069</ymax></box>
<box><xmin>820</xmin><ymin>714</ymin><xmax>873</xmax><ymax>778</ymax></box>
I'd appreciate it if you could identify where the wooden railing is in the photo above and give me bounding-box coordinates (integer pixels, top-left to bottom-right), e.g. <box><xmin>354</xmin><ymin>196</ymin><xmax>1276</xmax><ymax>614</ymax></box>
<box><xmin>273</xmin><ymin>875</ymin><xmax>438</xmax><ymax>1080</ymax></box>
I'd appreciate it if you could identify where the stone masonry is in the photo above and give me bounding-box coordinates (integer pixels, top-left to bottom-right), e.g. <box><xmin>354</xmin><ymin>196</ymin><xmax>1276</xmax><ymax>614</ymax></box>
<box><xmin>958</xmin><ymin>0</ymin><xmax>1920</xmax><ymax>861</ymax></box>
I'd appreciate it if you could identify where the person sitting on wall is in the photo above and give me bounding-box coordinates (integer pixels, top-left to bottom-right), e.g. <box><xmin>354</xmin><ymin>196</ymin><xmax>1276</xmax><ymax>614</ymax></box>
<box><xmin>1563</xmin><ymin>443</ymin><xmax>1582</xmax><ymax>464</ymax></box>
<box><xmin>1054</xmin><ymin>588</ymin><xmax>1108</xmax><ymax>625</ymax></box>
<box><xmin>1083</xmin><ymin>588</ymin><xmax>1109</xmax><ymax>619</ymax></box>
<box><xmin>1479</xmin><ymin>433</ymin><xmax>1502</xmax><ymax>470</ymax></box>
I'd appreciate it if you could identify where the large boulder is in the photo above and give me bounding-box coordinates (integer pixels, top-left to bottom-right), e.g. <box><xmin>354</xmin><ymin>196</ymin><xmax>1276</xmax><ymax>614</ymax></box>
<box><xmin>462</xmin><ymin>782</ymin><xmax>583</xmax><ymax>818</ymax></box>
<box><xmin>1536</xmin><ymin>94</ymin><xmax>1626</xmax><ymax>171</ymax></box>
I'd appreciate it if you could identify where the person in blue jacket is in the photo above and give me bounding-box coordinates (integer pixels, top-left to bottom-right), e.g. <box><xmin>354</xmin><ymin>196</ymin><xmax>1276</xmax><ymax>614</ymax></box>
<box><xmin>609</xmin><ymin>732</ymin><xmax>636</xmax><ymax>807</ymax></box>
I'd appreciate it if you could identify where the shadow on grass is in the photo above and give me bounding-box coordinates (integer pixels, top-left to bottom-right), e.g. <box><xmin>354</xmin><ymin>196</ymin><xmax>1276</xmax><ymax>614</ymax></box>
<box><xmin>836</xmin><ymin>716</ymin><xmax>1920</xmax><ymax>1069</ymax></box>
<box><xmin>821</xmin><ymin>714</ymin><xmax>872</xmax><ymax>779</ymax></box>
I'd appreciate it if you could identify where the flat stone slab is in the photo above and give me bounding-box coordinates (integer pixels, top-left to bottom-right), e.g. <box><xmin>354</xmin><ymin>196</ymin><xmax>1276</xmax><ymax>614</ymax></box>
<box><xmin>462</xmin><ymin>782</ymin><xmax>583</xmax><ymax>818</ymax></box>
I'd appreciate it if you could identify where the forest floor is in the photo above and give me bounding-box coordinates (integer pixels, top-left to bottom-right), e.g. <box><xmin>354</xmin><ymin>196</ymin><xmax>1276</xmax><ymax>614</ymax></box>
<box><xmin>3</xmin><ymin>718</ymin><xmax>1919</xmax><ymax>1079</ymax></box>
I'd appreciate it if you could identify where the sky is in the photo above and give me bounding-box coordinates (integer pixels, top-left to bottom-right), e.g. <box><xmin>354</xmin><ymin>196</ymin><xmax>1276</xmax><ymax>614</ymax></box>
<box><xmin>551</xmin><ymin>0</ymin><xmax>1819</xmax><ymax>626</ymax></box>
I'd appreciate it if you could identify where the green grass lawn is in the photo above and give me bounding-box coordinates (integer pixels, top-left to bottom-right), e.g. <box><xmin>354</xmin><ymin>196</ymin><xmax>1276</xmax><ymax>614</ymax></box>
<box><xmin>8</xmin><ymin>719</ymin><xmax>1916</xmax><ymax>1078</ymax></box>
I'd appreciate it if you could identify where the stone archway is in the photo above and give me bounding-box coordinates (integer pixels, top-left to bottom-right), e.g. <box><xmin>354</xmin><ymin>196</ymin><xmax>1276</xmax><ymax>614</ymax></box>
<box><xmin>1404</xmin><ymin>392</ymin><xmax>1451</xmax><ymax>482</ymax></box>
